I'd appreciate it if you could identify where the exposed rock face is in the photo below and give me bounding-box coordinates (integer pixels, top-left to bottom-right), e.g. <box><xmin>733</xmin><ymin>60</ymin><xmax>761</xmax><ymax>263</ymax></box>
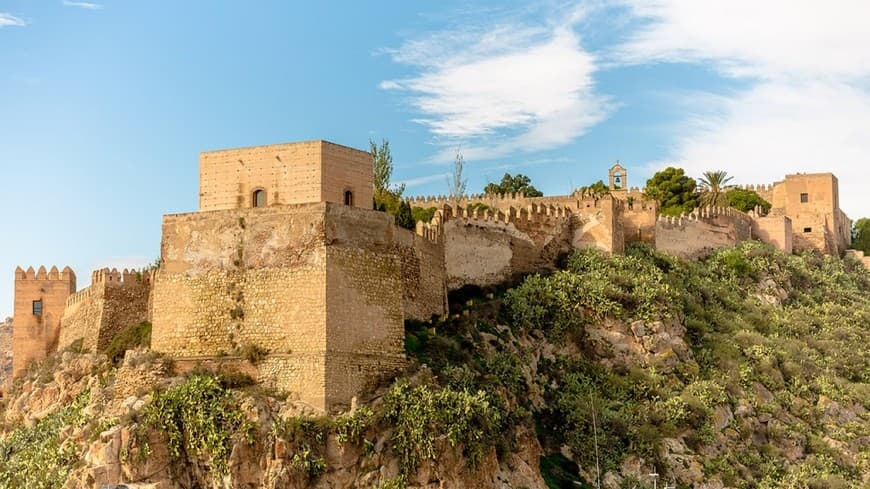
<box><xmin>3</xmin><ymin>349</ymin><xmax>547</xmax><ymax>489</ymax></box>
<box><xmin>0</xmin><ymin>317</ymin><xmax>13</xmax><ymax>389</ymax></box>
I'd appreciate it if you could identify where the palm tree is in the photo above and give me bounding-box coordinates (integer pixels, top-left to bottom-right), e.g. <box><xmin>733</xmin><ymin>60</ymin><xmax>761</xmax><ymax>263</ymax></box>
<box><xmin>698</xmin><ymin>170</ymin><xmax>734</xmax><ymax>207</ymax></box>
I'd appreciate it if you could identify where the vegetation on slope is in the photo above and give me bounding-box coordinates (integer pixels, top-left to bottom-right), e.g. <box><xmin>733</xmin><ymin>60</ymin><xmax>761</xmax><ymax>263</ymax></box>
<box><xmin>407</xmin><ymin>242</ymin><xmax>870</xmax><ymax>488</ymax></box>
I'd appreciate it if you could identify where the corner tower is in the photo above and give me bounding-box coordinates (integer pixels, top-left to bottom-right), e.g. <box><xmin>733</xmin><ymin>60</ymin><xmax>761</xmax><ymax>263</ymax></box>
<box><xmin>198</xmin><ymin>140</ymin><xmax>373</xmax><ymax>211</ymax></box>
<box><xmin>12</xmin><ymin>266</ymin><xmax>76</xmax><ymax>377</ymax></box>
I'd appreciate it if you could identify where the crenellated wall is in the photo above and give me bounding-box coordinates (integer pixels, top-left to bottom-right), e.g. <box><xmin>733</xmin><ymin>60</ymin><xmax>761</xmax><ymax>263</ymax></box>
<box><xmin>59</xmin><ymin>268</ymin><xmax>153</xmax><ymax>353</ymax></box>
<box><xmin>655</xmin><ymin>207</ymin><xmax>753</xmax><ymax>259</ymax></box>
<box><xmin>440</xmin><ymin>202</ymin><xmax>575</xmax><ymax>290</ymax></box>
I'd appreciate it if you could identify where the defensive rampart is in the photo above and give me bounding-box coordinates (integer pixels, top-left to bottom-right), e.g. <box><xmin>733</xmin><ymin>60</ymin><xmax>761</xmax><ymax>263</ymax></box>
<box><xmin>59</xmin><ymin>268</ymin><xmax>152</xmax><ymax>353</ymax></box>
<box><xmin>655</xmin><ymin>207</ymin><xmax>753</xmax><ymax>259</ymax></box>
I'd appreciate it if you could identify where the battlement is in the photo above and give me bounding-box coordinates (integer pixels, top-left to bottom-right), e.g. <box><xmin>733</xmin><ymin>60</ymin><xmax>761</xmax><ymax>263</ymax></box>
<box><xmin>64</xmin><ymin>268</ymin><xmax>153</xmax><ymax>308</ymax></box>
<box><xmin>734</xmin><ymin>183</ymin><xmax>775</xmax><ymax>193</ymax></box>
<box><xmin>656</xmin><ymin>206</ymin><xmax>753</xmax><ymax>259</ymax></box>
<box><xmin>14</xmin><ymin>265</ymin><xmax>76</xmax><ymax>283</ymax></box>
<box><xmin>656</xmin><ymin>205</ymin><xmax>753</xmax><ymax>228</ymax></box>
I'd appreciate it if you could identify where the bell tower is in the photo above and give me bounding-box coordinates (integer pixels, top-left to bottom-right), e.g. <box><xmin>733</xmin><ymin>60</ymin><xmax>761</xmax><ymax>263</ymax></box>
<box><xmin>609</xmin><ymin>161</ymin><xmax>627</xmax><ymax>191</ymax></box>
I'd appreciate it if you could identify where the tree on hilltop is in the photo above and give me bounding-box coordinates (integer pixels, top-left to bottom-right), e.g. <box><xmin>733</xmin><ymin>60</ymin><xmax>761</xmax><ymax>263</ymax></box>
<box><xmin>725</xmin><ymin>188</ymin><xmax>771</xmax><ymax>214</ymax></box>
<box><xmin>447</xmin><ymin>149</ymin><xmax>467</xmax><ymax>206</ymax></box>
<box><xmin>644</xmin><ymin>167</ymin><xmax>698</xmax><ymax>216</ymax></box>
<box><xmin>853</xmin><ymin>218</ymin><xmax>870</xmax><ymax>253</ymax></box>
<box><xmin>483</xmin><ymin>173</ymin><xmax>543</xmax><ymax>197</ymax></box>
<box><xmin>577</xmin><ymin>180</ymin><xmax>610</xmax><ymax>197</ymax></box>
<box><xmin>698</xmin><ymin>170</ymin><xmax>734</xmax><ymax>207</ymax></box>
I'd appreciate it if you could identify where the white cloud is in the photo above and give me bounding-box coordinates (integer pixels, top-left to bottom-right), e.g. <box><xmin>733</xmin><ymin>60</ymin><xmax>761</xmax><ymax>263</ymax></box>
<box><xmin>619</xmin><ymin>0</ymin><xmax>870</xmax><ymax>219</ymax></box>
<box><xmin>616</xmin><ymin>0</ymin><xmax>870</xmax><ymax>81</ymax></box>
<box><xmin>0</xmin><ymin>13</ymin><xmax>26</xmax><ymax>27</ymax></box>
<box><xmin>62</xmin><ymin>1</ymin><xmax>103</xmax><ymax>10</ymax></box>
<box><xmin>381</xmin><ymin>11</ymin><xmax>609</xmax><ymax>160</ymax></box>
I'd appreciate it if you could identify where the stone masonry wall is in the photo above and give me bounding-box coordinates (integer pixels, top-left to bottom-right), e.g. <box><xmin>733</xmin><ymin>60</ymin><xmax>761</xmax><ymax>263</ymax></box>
<box><xmin>442</xmin><ymin>203</ymin><xmax>574</xmax><ymax>290</ymax></box>
<box><xmin>199</xmin><ymin>140</ymin><xmax>372</xmax><ymax>212</ymax></box>
<box><xmin>12</xmin><ymin>266</ymin><xmax>76</xmax><ymax>378</ymax></box>
<box><xmin>152</xmin><ymin>203</ymin><xmax>436</xmax><ymax>410</ymax></box>
<box><xmin>655</xmin><ymin>207</ymin><xmax>753</xmax><ymax>259</ymax></box>
<box><xmin>751</xmin><ymin>214</ymin><xmax>793</xmax><ymax>254</ymax></box>
<box><xmin>59</xmin><ymin>268</ymin><xmax>151</xmax><ymax>353</ymax></box>
<box><xmin>572</xmin><ymin>196</ymin><xmax>624</xmax><ymax>254</ymax></box>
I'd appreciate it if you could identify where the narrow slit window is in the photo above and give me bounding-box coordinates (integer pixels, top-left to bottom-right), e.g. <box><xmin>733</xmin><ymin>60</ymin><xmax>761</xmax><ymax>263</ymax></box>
<box><xmin>252</xmin><ymin>189</ymin><xmax>266</xmax><ymax>208</ymax></box>
<box><xmin>344</xmin><ymin>190</ymin><xmax>354</xmax><ymax>206</ymax></box>
<box><xmin>803</xmin><ymin>227</ymin><xmax>812</xmax><ymax>233</ymax></box>
<box><xmin>32</xmin><ymin>300</ymin><xmax>43</xmax><ymax>316</ymax></box>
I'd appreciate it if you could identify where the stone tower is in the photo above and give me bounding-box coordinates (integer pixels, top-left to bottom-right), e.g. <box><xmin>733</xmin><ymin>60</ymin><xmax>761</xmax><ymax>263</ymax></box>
<box><xmin>198</xmin><ymin>140</ymin><xmax>374</xmax><ymax>212</ymax></box>
<box><xmin>12</xmin><ymin>266</ymin><xmax>76</xmax><ymax>377</ymax></box>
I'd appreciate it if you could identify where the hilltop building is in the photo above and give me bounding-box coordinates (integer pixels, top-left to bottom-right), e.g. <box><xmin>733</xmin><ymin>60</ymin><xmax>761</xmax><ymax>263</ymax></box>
<box><xmin>11</xmin><ymin>141</ymin><xmax>855</xmax><ymax>410</ymax></box>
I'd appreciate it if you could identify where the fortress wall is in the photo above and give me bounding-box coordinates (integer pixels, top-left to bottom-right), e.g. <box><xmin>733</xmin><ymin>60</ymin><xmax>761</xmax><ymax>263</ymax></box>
<box><xmin>59</xmin><ymin>269</ymin><xmax>151</xmax><ymax>353</ymax></box>
<box><xmin>394</xmin><ymin>228</ymin><xmax>448</xmax><ymax>321</ymax></box>
<box><xmin>153</xmin><ymin>203</ymin><xmax>425</xmax><ymax>410</ymax></box>
<box><xmin>623</xmin><ymin>201</ymin><xmax>658</xmax><ymax>245</ymax></box>
<box><xmin>790</xmin><ymin>213</ymin><xmax>829</xmax><ymax>254</ymax></box>
<box><xmin>572</xmin><ymin>197</ymin><xmax>623</xmax><ymax>254</ymax></box>
<box><xmin>59</xmin><ymin>284</ymin><xmax>105</xmax><ymax>352</ymax></box>
<box><xmin>406</xmin><ymin>193</ymin><xmax>577</xmax><ymax>214</ymax></box>
<box><xmin>655</xmin><ymin>208</ymin><xmax>753</xmax><ymax>259</ymax></box>
<box><xmin>153</xmin><ymin>204</ymin><xmax>329</xmax><ymax>358</ymax></box>
<box><xmin>752</xmin><ymin>215</ymin><xmax>793</xmax><ymax>253</ymax></box>
<box><xmin>442</xmin><ymin>203</ymin><xmax>574</xmax><ymax>290</ymax></box>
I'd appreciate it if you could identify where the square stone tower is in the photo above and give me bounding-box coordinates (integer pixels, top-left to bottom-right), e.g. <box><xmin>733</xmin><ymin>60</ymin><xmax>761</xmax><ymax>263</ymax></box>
<box><xmin>12</xmin><ymin>266</ymin><xmax>76</xmax><ymax>377</ymax></box>
<box><xmin>198</xmin><ymin>140</ymin><xmax>373</xmax><ymax>211</ymax></box>
<box><xmin>768</xmin><ymin>173</ymin><xmax>851</xmax><ymax>255</ymax></box>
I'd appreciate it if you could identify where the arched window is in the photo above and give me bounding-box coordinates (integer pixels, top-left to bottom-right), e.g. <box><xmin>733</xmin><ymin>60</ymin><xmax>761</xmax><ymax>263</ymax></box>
<box><xmin>252</xmin><ymin>189</ymin><xmax>267</xmax><ymax>208</ymax></box>
<box><xmin>344</xmin><ymin>190</ymin><xmax>354</xmax><ymax>206</ymax></box>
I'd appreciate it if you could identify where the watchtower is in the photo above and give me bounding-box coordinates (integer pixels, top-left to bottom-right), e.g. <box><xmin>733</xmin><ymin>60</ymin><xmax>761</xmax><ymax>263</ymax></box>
<box><xmin>12</xmin><ymin>266</ymin><xmax>76</xmax><ymax>377</ymax></box>
<box><xmin>198</xmin><ymin>140</ymin><xmax>373</xmax><ymax>212</ymax></box>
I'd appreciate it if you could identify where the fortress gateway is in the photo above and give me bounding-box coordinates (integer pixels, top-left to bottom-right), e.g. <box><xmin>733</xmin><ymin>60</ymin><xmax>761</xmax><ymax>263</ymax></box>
<box><xmin>13</xmin><ymin>140</ymin><xmax>854</xmax><ymax>410</ymax></box>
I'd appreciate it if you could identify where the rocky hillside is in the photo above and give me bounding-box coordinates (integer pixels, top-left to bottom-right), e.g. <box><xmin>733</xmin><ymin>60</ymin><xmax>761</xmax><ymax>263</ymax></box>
<box><xmin>0</xmin><ymin>317</ymin><xmax>11</xmax><ymax>389</ymax></box>
<box><xmin>0</xmin><ymin>242</ymin><xmax>867</xmax><ymax>488</ymax></box>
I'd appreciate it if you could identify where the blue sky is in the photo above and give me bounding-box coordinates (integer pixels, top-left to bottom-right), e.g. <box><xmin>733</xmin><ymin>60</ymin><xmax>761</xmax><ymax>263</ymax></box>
<box><xmin>2</xmin><ymin>0</ymin><xmax>869</xmax><ymax>317</ymax></box>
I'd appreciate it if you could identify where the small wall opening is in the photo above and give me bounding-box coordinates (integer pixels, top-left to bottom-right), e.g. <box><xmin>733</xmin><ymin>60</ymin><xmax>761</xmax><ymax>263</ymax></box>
<box><xmin>32</xmin><ymin>299</ymin><xmax>43</xmax><ymax>316</ymax></box>
<box><xmin>344</xmin><ymin>190</ymin><xmax>354</xmax><ymax>206</ymax></box>
<box><xmin>803</xmin><ymin>227</ymin><xmax>812</xmax><ymax>233</ymax></box>
<box><xmin>252</xmin><ymin>189</ymin><xmax>267</xmax><ymax>208</ymax></box>
<box><xmin>800</xmin><ymin>193</ymin><xmax>809</xmax><ymax>203</ymax></box>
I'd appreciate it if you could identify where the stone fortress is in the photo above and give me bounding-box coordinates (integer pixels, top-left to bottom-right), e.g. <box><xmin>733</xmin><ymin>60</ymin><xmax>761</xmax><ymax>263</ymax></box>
<box><xmin>12</xmin><ymin>139</ymin><xmax>858</xmax><ymax>411</ymax></box>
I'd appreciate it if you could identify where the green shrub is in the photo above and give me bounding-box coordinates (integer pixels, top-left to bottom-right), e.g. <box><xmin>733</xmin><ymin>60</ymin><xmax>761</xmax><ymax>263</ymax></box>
<box><xmin>140</xmin><ymin>374</ymin><xmax>255</xmax><ymax>474</ymax></box>
<box><xmin>269</xmin><ymin>416</ymin><xmax>329</xmax><ymax>479</ymax></box>
<box><xmin>0</xmin><ymin>391</ymin><xmax>89</xmax><ymax>489</ymax></box>
<box><xmin>106</xmin><ymin>321</ymin><xmax>152</xmax><ymax>364</ymax></box>
<box><xmin>381</xmin><ymin>380</ymin><xmax>504</xmax><ymax>481</ymax></box>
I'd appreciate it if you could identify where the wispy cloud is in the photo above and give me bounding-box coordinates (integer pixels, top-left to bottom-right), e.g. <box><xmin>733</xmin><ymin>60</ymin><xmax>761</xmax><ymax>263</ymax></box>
<box><xmin>397</xmin><ymin>173</ymin><xmax>451</xmax><ymax>188</ymax></box>
<box><xmin>0</xmin><ymin>13</ymin><xmax>26</xmax><ymax>27</ymax></box>
<box><xmin>62</xmin><ymin>1</ymin><xmax>103</xmax><ymax>10</ymax></box>
<box><xmin>380</xmin><ymin>5</ymin><xmax>610</xmax><ymax>162</ymax></box>
<box><xmin>617</xmin><ymin>0</ymin><xmax>870</xmax><ymax>217</ymax></box>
